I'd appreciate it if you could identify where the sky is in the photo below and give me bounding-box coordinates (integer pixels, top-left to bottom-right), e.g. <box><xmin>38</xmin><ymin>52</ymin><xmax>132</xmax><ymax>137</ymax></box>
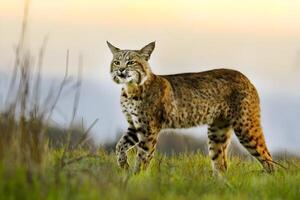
<box><xmin>0</xmin><ymin>0</ymin><xmax>300</xmax><ymax>153</ymax></box>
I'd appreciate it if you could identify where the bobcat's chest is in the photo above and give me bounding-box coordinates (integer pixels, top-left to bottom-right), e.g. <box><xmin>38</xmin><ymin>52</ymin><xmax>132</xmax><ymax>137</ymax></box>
<box><xmin>120</xmin><ymin>93</ymin><xmax>146</xmax><ymax>128</ymax></box>
<box><xmin>121</xmin><ymin>96</ymin><xmax>142</xmax><ymax>115</ymax></box>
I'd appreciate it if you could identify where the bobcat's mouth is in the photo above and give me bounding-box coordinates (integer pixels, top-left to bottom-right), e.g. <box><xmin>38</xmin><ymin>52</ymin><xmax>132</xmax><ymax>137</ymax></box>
<box><xmin>112</xmin><ymin>70</ymin><xmax>145</xmax><ymax>85</ymax></box>
<box><xmin>118</xmin><ymin>73</ymin><xmax>127</xmax><ymax>79</ymax></box>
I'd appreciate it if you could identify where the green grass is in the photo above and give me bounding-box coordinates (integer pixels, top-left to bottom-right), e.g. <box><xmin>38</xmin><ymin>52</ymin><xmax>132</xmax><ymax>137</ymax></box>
<box><xmin>0</xmin><ymin>150</ymin><xmax>299</xmax><ymax>200</ymax></box>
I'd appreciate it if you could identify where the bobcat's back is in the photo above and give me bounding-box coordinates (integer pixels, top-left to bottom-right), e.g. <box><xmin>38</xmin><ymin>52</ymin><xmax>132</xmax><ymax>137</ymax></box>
<box><xmin>160</xmin><ymin>68</ymin><xmax>259</xmax><ymax>128</ymax></box>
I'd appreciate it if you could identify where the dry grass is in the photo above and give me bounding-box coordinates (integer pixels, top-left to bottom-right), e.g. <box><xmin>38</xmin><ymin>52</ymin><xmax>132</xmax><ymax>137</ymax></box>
<box><xmin>0</xmin><ymin>0</ymin><xmax>95</xmax><ymax>175</ymax></box>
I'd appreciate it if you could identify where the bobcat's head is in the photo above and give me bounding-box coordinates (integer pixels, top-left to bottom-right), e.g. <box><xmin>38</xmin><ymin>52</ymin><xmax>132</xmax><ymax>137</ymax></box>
<box><xmin>107</xmin><ymin>42</ymin><xmax>155</xmax><ymax>85</ymax></box>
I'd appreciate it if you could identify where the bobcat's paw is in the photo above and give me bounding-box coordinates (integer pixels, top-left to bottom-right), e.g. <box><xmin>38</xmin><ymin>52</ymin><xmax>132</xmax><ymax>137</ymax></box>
<box><xmin>117</xmin><ymin>156</ymin><xmax>129</xmax><ymax>170</ymax></box>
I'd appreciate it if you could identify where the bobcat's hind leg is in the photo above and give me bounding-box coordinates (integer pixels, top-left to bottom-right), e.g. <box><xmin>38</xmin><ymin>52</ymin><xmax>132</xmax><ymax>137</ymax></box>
<box><xmin>233</xmin><ymin>119</ymin><xmax>274</xmax><ymax>173</ymax></box>
<box><xmin>208</xmin><ymin>121</ymin><xmax>233</xmax><ymax>175</ymax></box>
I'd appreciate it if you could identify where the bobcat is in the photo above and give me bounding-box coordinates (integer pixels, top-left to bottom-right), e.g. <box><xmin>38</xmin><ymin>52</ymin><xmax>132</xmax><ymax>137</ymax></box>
<box><xmin>107</xmin><ymin>41</ymin><xmax>274</xmax><ymax>175</ymax></box>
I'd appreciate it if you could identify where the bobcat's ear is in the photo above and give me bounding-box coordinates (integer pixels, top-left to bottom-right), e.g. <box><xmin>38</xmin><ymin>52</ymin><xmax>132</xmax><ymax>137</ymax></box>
<box><xmin>107</xmin><ymin>41</ymin><xmax>120</xmax><ymax>54</ymax></box>
<box><xmin>140</xmin><ymin>41</ymin><xmax>155</xmax><ymax>61</ymax></box>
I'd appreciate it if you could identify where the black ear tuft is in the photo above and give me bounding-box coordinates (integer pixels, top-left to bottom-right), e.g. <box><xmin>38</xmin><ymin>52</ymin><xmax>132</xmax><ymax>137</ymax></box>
<box><xmin>107</xmin><ymin>41</ymin><xmax>120</xmax><ymax>54</ymax></box>
<box><xmin>140</xmin><ymin>41</ymin><xmax>155</xmax><ymax>61</ymax></box>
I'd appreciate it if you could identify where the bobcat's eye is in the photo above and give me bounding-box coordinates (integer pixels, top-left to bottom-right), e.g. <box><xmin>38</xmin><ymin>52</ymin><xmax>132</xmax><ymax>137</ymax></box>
<box><xmin>127</xmin><ymin>61</ymin><xmax>135</xmax><ymax>66</ymax></box>
<box><xmin>113</xmin><ymin>61</ymin><xmax>120</xmax><ymax>65</ymax></box>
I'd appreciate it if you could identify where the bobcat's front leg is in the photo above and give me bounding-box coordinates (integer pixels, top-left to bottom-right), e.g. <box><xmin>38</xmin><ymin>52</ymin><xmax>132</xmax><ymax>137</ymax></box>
<box><xmin>134</xmin><ymin>134</ymin><xmax>158</xmax><ymax>173</ymax></box>
<box><xmin>116</xmin><ymin>127</ymin><xmax>139</xmax><ymax>169</ymax></box>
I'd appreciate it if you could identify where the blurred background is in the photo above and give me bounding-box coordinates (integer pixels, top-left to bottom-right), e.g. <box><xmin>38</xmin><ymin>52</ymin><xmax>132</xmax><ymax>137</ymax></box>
<box><xmin>1</xmin><ymin>0</ymin><xmax>299</xmax><ymax>155</ymax></box>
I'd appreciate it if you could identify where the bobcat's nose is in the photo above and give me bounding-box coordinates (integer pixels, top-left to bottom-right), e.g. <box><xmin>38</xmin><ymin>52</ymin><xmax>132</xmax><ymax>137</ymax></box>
<box><xmin>119</xmin><ymin>68</ymin><xmax>126</xmax><ymax>73</ymax></box>
<box><xmin>118</xmin><ymin>68</ymin><xmax>127</xmax><ymax>78</ymax></box>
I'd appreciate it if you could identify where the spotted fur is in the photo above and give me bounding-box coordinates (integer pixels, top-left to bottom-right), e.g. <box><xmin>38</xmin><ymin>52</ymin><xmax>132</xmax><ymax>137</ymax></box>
<box><xmin>107</xmin><ymin>41</ymin><xmax>274</xmax><ymax>174</ymax></box>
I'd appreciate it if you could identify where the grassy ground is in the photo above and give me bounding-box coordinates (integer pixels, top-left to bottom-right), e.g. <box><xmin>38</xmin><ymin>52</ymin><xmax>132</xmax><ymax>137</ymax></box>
<box><xmin>0</xmin><ymin>150</ymin><xmax>299</xmax><ymax>200</ymax></box>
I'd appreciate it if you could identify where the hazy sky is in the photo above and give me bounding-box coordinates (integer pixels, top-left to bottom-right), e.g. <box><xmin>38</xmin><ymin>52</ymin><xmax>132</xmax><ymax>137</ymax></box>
<box><xmin>1</xmin><ymin>0</ymin><xmax>300</xmax><ymax>79</ymax></box>
<box><xmin>1</xmin><ymin>0</ymin><xmax>300</xmax><ymax>153</ymax></box>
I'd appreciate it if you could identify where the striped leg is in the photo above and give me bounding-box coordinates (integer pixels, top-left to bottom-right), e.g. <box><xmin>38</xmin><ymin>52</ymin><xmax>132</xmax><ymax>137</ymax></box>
<box><xmin>208</xmin><ymin>122</ymin><xmax>233</xmax><ymax>175</ymax></box>
<box><xmin>233</xmin><ymin>120</ymin><xmax>274</xmax><ymax>173</ymax></box>
<box><xmin>116</xmin><ymin>127</ymin><xmax>139</xmax><ymax>169</ymax></box>
<box><xmin>134</xmin><ymin>135</ymin><xmax>158</xmax><ymax>173</ymax></box>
